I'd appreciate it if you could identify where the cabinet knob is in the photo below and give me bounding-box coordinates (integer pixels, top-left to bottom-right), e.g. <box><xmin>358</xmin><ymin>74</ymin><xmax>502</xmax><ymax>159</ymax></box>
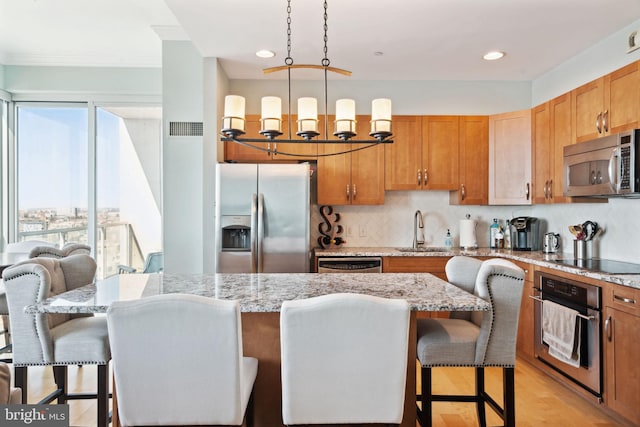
<box><xmin>461</xmin><ymin>184</ymin><xmax>466</xmax><ymax>200</ymax></box>
<box><xmin>417</xmin><ymin>170</ymin><xmax>421</xmax><ymax>186</ymax></box>
<box><xmin>543</xmin><ymin>181</ymin><xmax>548</xmax><ymax>198</ymax></box>
<box><xmin>353</xmin><ymin>184</ymin><xmax>357</xmax><ymax>200</ymax></box>
<box><xmin>549</xmin><ymin>179</ymin><xmax>553</xmax><ymax>199</ymax></box>
<box><xmin>346</xmin><ymin>184</ymin><xmax>350</xmax><ymax>200</ymax></box>
<box><xmin>423</xmin><ymin>169</ymin><xmax>428</xmax><ymax>185</ymax></box>
<box><xmin>603</xmin><ymin>110</ymin><xmax>609</xmax><ymax>133</ymax></box>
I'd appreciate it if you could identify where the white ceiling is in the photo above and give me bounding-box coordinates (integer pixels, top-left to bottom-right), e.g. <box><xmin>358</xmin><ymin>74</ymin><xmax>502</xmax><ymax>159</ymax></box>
<box><xmin>2</xmin><ymin>0</ymin><xmax>640</xmax><ymax>81</ymax></box>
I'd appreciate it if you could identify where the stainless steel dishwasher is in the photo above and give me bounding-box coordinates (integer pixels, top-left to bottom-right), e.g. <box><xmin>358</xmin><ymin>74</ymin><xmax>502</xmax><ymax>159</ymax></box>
<box><xmin>317</xmin><ymin>257</ymin><xmax>382</xmax><ymax>273</ymax></box>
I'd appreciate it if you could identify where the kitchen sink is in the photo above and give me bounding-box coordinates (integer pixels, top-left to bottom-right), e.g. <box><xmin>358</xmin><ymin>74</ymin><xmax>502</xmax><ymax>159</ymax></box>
<box><xmin>396</xmin><ymin>247</ymin><xmax>451</xmax><ymax>253</ymax></box>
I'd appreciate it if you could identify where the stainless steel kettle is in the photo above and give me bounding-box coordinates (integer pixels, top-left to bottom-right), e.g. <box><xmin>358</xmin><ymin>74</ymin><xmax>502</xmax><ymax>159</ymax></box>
<box><xmin>543</xmin><ymin>232</ymin><xmax>560</xmax><ymax>253</ymax></box>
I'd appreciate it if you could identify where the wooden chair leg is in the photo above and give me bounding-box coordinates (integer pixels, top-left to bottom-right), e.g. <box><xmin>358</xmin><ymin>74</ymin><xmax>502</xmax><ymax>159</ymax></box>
<box><xmin>14</xmin><ymin>366</ymin><xmax>27</xmax><ymax>404</ymax></box>
<box><xmin>97</xmin><ymin>364</ymin><xmax>109</xmax><ymax>427</ymax></box>
<box><xmin>475</xmin><ymin>367</ymin><xmax>487</xmax><ymax>427</ymax></box>
<box><xmin>53</xmin><ymin>365</ymin><xmax>68</xmax><ymax>404</ymax></box>
<box><xmin>420</xmin><ymin>366</ymin><xmax>433</xmax><ymax>427</ymax></box>
<box><xmin>503</xmin><ymin>367</ymin><xmax>516</xmax><ymax>427</ymax></box>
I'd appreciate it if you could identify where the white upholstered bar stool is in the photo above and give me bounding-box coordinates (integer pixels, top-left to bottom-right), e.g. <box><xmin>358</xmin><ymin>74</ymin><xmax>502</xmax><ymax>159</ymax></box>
<box><xmin>2</xmin><ymin>254</ymin><xmax>110</xmax><ymax>427</ymax></box>
<box><xmin>280</xmin><ymin>293</ymin><xmax>410</xmax><ymax>426</ymax></box>
<box><xmin>416</xmin><ymin>256</ymin><xmax>524</xmax><ymax>427</ymax></box>
<box><xmin>107</xmin><ymin>294</ymin><xmax>258</xmax><ymax>426</ymax></box>
<box><xmin>0</xmin><ymin>240</ymin><xmax>57</xmax><ymax>359</ymax></box>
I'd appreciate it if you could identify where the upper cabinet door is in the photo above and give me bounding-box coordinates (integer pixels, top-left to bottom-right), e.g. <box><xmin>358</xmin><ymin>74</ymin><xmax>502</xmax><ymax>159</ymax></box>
<box><xmin>451</xmin><ymin>116</ymin><xmax>489</xmax><ymax>205</ymax></box>
<box><xmin>573</xmin><ymin>78</ymin><xmax>605</xmax><ymax>143</ymax></box>
<box><xmin>572</xmin><ymin>60</ymin><xmax>640</xmax><ymax>143</ymax></box>
<box><xmin>606</xmin><ymin>61</ymin><xmax>640</xmax><ymax>135</ymax></box>
<box><xmin>421</xmin><ymin>116</ymin><xmax>459</xmax><ymax>190</ymax></box>
<box><xmin>489</xmin><ymin>110</ymin><xmax>532</xmax><ymax>205</ymax></box>
<box><xmin>384</xmin><ymin>116</ymin><xmax>423</xmax><ymax>190</ymax></box>
<box><xmin>531</xmin><ymin>103</ymin><xmax>551</xmax><ymax>204</ymax></box>
<box><xmin>550</xmin><ymin>93</ymin><xmax>573</xmax><ymax>203</ymax></box>
<box><xmin>224</xmin><ymin>114</ymin><xmax>272</xmax><ymax>162</ymax></box>
<box><xmin>350</xmin><ymin>116</ymin><xmax>385</xmax><ymax>205</ymax></box>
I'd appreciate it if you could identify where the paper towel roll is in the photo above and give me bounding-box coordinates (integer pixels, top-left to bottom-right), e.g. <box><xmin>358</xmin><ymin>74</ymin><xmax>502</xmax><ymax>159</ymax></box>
<box><xmin>459</xmin><ymin>219</ymin><xmax>477</xmax><ymax>249</ymax></box>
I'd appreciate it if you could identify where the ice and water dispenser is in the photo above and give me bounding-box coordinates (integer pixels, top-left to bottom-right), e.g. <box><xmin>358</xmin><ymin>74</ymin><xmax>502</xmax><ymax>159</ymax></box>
<box><xmin>220</xmin><ymin>215</ymin><xmax>251</xmax><ymax>251</ymax></box>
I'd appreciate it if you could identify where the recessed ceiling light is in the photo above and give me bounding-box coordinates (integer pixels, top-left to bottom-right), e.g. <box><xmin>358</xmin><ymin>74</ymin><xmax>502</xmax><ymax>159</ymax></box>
<box><xmin>256</xmin><ymin>50</ymin><xmax>276</xmax><ymax>58</ymax></box>
<box><xmin>483</xmin><ymin>51</ymin><xmax>505</xmax><ymax>61</ymax></box>
<box><xmin>373</xmin><ymin>51</ymin><xmax>384</xmax><ymax>57</ymax></box>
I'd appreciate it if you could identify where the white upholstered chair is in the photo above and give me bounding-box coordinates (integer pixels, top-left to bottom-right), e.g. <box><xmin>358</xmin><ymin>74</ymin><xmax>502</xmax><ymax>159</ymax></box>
<box><xmin>107</xmin><ymin>294</ymin><xmax>258</xmax><ymax>426</ymax></box>
<box><xmin>0</xmin><ymin>362</ymin><xmax>21</xmax><ymax>404</ymax></box>
<box><xmin>1</xmin><ymin>240</ymin><xmax>57</xmax><ymax>356</ymax></box>
<box><xmin>29</xmin><ymin>243</ymin><xmax>91</xmax><ymax>259</ymax></box>
<box><xmin>280</xmin><ymin>293</ymin><xmax>410</xmax><ymax>426</ymax></box>
<box><xmin>416</xmin><ymin>256</ymin><xmax>525</xmax><ymax>427</ymax></box>
<box><xmin>2</xmin><ymin>254</ymin><xmax>110</xmax><ymax>427</ymax></box>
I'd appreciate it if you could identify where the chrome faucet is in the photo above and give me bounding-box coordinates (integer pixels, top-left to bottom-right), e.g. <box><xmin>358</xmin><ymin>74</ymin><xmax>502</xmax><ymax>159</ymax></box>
<box><xmin>413</xmin><ymin>210</ymin><xmax>425</xmax><ymax>249</ymax></box>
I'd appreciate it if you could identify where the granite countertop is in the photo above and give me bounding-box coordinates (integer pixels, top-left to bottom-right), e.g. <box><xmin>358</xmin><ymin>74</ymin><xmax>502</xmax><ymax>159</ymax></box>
<box><xmin>26</xmin><ymin>272</ymin><xmax>490</xmax><ymax>314</ymax></box>
<box><xmin>314</xmin><ymin>247</ymin><xmax>640</xmax><ymax>290</ymax></box>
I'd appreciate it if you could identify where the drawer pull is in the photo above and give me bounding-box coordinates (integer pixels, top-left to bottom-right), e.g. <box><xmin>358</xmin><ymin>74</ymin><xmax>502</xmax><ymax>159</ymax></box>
<box><xmin>613</xmin><ymin>294</ymin><xmax>636</xmax><ymax>304</ymax></box>
<box><xmin>605</xmin><ymin>316</ymin><xmax>612</xmax><ymax>342</ymax></box>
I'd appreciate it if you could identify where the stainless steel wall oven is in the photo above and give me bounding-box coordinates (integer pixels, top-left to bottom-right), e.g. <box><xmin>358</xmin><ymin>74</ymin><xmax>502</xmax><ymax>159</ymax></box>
<box><xmin>532</xmin><ymin>272</ymin><xmax>602</xmax><ymax>400</ymax></box>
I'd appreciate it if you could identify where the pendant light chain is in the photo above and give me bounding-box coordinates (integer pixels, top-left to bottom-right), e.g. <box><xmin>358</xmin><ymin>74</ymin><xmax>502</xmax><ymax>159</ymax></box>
<box><xmin>285</xmin><ymin>0</ymin><xmax>293</xmax><ymax>66</ymax></box>
<box><xmin>322</xmin><ymin>0</ymin><xmax>330</xmax><ymax>67</ymax></box>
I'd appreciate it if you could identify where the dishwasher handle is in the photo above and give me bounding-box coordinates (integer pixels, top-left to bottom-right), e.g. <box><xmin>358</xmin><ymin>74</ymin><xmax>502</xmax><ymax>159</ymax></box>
<box><xmin>317</xmin><ymin>257</ymin><xmax>382</xmax><ymax>273</ymax></box>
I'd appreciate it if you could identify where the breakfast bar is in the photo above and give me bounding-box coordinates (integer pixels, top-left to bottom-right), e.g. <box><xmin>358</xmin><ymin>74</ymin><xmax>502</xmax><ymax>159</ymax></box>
<box><xmin>28</xmin><ymin>272</ymin><xmax>490</xmax><ymax>427</ymax></box>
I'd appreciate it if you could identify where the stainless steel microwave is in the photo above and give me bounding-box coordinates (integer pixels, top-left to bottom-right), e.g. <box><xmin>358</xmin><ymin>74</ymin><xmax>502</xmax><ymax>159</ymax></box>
<box><xmin>563</xmin><ymin>129</ymin><xmax>640</xmax><ymax>197</ymax></box>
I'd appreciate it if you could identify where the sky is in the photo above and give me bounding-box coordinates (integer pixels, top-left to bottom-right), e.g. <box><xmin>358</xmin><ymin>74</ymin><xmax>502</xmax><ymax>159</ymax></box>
<box><xmin>17</xmin><ymin>106</ymin><xmax>120</xmax><ymax>210</ymax></box>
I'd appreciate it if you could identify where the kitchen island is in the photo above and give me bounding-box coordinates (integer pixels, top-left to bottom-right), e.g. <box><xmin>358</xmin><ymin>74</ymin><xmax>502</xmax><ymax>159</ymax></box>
<box><xmin>29</xmin><ymin>272</ymin><xmax>490</xmax><ymax>427</ymax></box>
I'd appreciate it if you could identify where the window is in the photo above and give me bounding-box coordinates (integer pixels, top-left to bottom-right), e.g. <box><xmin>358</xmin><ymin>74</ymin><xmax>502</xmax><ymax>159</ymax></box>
<box><xmin>14</xmin><ymin>102</ymin><xmax>162</xmax><ymax>278</ymax></box>
<box><xmin>96</xmin><ymin>106</ymin><xmax>162</xmax><ymax>277</ymax></box>
<box><xmin>16</xmin><ymin>104</ymin><xmax>88</xmax><ymax>247</ymax></box>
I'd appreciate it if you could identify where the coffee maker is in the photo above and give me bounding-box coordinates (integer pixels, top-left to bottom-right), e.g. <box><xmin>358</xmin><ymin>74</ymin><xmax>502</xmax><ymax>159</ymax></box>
<box><xmin>510</xmin><ymin>217</ymin><xmax>540</xmax><ymax>251</ymax></box>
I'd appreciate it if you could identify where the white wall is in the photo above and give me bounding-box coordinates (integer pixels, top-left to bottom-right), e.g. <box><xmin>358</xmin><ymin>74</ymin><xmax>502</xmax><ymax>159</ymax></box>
<box><xmin>162</xmin><ymin>41</ymin><xmax>204</xmax><ymax>273</ymax></box>
<box><xmin>3</xmin><ymin>65</ymin><xmax>160</xmax><ymax>96</ymax></box>
<box><xmin>202</xmin><ymin>58</ymin><xmax>225</xmax><ymax>273</ymax></box>
<box><xmin>533</xmin><ymin>18</ymin><xmax>640</xmax><ymax>105</ymax></box>
<box><xmin>0</xmin><ymin>65</ymin><xmax>5</xmax><ymax>89</ymax></box>
<box><xmin>119</xmin><ymin>118</ymin><xmax>162</xmax><ymax>257</ymax></box>
<box><xmin>229</xmin><ymin>79</ymin><xmax>532</xmax><ymax>115</ymax></box>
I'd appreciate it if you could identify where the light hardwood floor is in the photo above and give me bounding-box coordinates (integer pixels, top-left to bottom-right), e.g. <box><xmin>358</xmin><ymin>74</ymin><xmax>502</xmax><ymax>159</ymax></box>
<box><xmin>1</xmin><ymin>355</ymin><xmax>625</xmax><ymax>427</ymax></box>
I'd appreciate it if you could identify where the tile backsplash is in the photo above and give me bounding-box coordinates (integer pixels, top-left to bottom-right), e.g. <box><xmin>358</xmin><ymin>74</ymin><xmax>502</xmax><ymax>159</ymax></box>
<box><xmin>312</xmin><ymin>191</ymin><xmax>640</xmax><ymax>264</ymax></box>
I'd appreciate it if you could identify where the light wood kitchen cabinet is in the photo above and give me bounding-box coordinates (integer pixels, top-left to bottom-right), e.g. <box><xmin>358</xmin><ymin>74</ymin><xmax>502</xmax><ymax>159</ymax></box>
<box><xmin>572</xmin><ymin>61</ymin><xmax>640</xmax><ymax>143</ymax></box>
<box><xmin>224</xmin><ymin>114</ymin><xmax>318</xmax><ymax>162</ymax></box>
<box><xmin>450</xmin><ymin>116</ymin><xmax>488</xmax><ymax>205</ymax></box>
<box><xmin>488</xmin><ymin>109</ymin><xmax>532</xmax><ymax>205</ymax></box>
<box><xmin>421</xmin><ymin>116</ymin><xmax>459</xmax><ymax>190</ymax></box>
<box><xmin>384</xmin><ymin>116</ymin><xmax>458</xmax><ymax>191</ymax></box>
<box><xmin>384</xmin><ymin>116</ymin><xmax>423</xmax><ymax>190</ymax></box>
<box><xmin>603</xmin><ymin>284</ymin><xmax>640</xmax><ymax>426</ymax></box>
<box><xmin>317</xmin><ymin>115</ymin><xmax>384</xmax><ymax>205</ymax></box>
<box><xmin>532</xmin><ymin>94</ymin><xmax>573</xmax><ymax>204</ymax></box>
<box><xmin>382</xmin><ymin>256</ymin><xmax>449</xmax><ymax>280</ymax></box>
<box><xmin>513</xmin><ymin>261</ymin><xmax>535</xmax><ymax>360</ymax></box>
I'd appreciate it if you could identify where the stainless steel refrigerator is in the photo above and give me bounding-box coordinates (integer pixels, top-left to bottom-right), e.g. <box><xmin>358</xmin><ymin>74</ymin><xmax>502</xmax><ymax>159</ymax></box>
<box><xmin>215</xmin><ymin>163</ymin><xmax>310</xmax><ymax>273</ymax></box>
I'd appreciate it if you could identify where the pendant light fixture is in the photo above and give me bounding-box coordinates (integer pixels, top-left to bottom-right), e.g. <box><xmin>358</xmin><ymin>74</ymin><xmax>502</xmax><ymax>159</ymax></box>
<box><xmin>220</xmin><ymin>0</ymin><xmax>393</xmax><ymax>157</ymax></box>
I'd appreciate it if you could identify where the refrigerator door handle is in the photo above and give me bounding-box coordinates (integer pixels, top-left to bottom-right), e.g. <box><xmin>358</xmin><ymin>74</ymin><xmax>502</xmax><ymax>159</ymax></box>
<box><xmin>257</xmin><ymin>193</ymin><xmax>265</xmax><ymax>273</ymax></box>
<box><xmin>251</xmin><ymin>193</ymin><xmax>258</xmax><ymax>273</ymax></box>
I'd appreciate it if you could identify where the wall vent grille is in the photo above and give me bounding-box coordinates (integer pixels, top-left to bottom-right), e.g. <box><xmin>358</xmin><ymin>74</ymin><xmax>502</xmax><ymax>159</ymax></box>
<box><xmin>169</xmin><ymin>121</ymin><xmax>203</xmax><ymax>136</ymax></box>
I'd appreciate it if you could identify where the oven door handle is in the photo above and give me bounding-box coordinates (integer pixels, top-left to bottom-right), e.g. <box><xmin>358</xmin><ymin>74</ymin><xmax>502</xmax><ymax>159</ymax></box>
<box><xmin>529</xmin><ymin>295</ymin><xmax>596</xmax><ymax>320</ymax></box>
